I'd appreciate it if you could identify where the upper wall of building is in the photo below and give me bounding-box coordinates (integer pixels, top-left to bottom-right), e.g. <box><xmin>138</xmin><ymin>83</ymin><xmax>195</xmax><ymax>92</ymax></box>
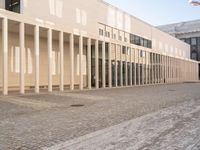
<box><xmin>21</xmin><ymin>0</ymin><xmax>99</xmax><ymax>38</ymax></box>
<box><xmin>0</xmin><ymin>0</ymin><xmax>190</xmax><ymax>59</ymax></box>
<box><xmin>97</xmin><ymin>0</ymin><xmax>190</xmax><ymax>58</ymax></box>
<box><xmin>0</xmin><ymin>0</ymin><xmax>4</xmax><ymax>9</ymax></box>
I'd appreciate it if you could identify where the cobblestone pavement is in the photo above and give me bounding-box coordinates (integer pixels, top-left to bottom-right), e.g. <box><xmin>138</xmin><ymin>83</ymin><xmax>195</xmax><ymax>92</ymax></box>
<box><xmin>0</xmin><ymin>83</ymin><xmax>200</xmax><ymax>150</ymax></box>
<box><xmin>44</xmin><ymin>97</ymin><xmax>200</xmax><ymax>150</ymax></box>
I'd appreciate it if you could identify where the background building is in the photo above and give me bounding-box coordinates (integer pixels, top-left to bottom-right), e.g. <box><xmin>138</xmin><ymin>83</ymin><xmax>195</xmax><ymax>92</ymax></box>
<box><xmin>158</xmin><ymin>19</ymin><xmax>200</xmax><ymax>79</ymax></box>
<box><xmin>0</xmin><ymin>0</ymin><xmax>198</xmax><ymax>95</ymax></box>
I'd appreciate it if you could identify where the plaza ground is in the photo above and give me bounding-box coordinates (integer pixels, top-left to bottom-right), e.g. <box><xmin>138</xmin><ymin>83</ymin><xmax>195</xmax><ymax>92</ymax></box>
<box><xmin>0</xmin><ymin>83</ymin><xmax>200</xmax><ymax>149</ymax></box>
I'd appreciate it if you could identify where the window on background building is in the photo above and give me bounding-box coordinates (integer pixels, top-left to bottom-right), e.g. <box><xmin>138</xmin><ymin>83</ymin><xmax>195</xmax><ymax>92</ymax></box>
<box><xmin>191</xmin><ymin>38</ymin><xmax>197</xmax><ymax>45</ymax></box>
<box><xmin>191</xmin><ymin>51</ymin><xmax>198</xmax><ymax>60</ymax></box>
<box><xmin>198</xmin><ymin>37</ymin><xmax>200</xmax><ymax>45</ymax></box>
<box><xmin>6</xmin><ymin>0</ymin><xmax>20</xmax><ymax>13</ymax></box>
<box><xmin>122</xmin><ymin>46</ymin><xmax>126</xmax><ymax>54</ymax></box>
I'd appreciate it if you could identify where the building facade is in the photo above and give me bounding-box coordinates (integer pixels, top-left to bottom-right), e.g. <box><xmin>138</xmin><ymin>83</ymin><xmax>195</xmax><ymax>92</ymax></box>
<box><xmin>158</xmin><ymin>20</ymin><xmax>200</xmax><ymax>79</ymax></box>
<box><xmin>0</xmin><ymin>0</ymin><xmax>198</xmax><ymax>95</ymax></box>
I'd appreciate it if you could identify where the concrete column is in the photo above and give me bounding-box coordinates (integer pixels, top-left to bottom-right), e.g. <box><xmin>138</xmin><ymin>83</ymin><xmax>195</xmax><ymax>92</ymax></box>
<box><xmin>2</xmin><ymin>18</ymin><xmax>8</xmax><ymax>95</ymax></box>
<box><xmin>108</xmin><ymin>42</ymin><xmax>112</xmax><ymax>88</ymax></box>
<box><xmin>34</xmin><ymin>25</ymin><xmax>40</xmax><ymax>93</ymax></box>
<box><xmin>161</xmin><ymin>55</ymin><xmax>164</xmax><ymax>83</ymax></box>
<box><xmin>152</xmin><ymin>53</ymin><xmax>155</xmax><ymax>84</ymax></box>
<box><xmin>59</xmin><ymin>31</ymin><xmax>64</xmax><ymax>91</ymax></box>
<box><xmin>125</xmin><ymin>47</ymin><xmax>128</xmax><ymax>86</ymax></box>
<box><xmin>87</xmin><ymin>38</ymin><xmax>91</xmax><ymax>89</ymax></box>
<box><xmin>79</xmin><ymin>36</ymin><xmax>83</xmax><ymax>90</ymax></box>
<box><xmin>47</xmin><ymin>28</ymin><xmax>52</xmax><ymax>92</ymax></box>
<box><xmin>120</xmin><ymin>46</ymin><xmax>123</xmax><ymax>86</ymax></box>
<box><xmin>102</xmin><ymin>41</ymin><xmax>106</xmax><ymax>88</ymax></box>
<box><xmin>20</xmin><ymin>22</ymin><xmax>25</xmax><ymax>94</ymax></box>
<box><xmin>154</xmin><ymin>53</ymin><xmax>156</xmax><ymax>84</ymax></box>
<box><xmin>148</xmin><ymin>53</ymin><xmax>150</xmax><ymax>84</ymax></box>
<box><xmin>134</xmin><ymin>49</ymin><xmax>136</xmax><ymax>85</ymax></box>
<box><xmin>141</xmin><ymin>51</ymin><xmax>144</xmax><ymax>85</ymax></box>
<box><xmin>158</xmin><ymin>54</ymin><xmax>160</xmax><ymax>83</ymax></box>
<box><xmin>70</xmin><ymin>34</ymin><xmax>74</xmax><ymax>90</ymax></box>
<box><xmin>155</xmin><ymin>54</ymin><xmax>158</xmax><ymax>84</ymax></box>
<box><xmin>115</xmin><ymin>45</ymin><xmax>118</xmax><ymax>87</ymax></box>
<box><xmin>142</xmin><ymin>51</ymin><xmax>144</xmax><ymax>85</ymax></box>
<box><xmin>138</xmin><ymin>50</ymin><xmax>140</xmax><ymax>86</ymax></box>
<box><xmin>167</xmin><ymin>56</ymin><xmax>169</xmax><ymax>83</ymax></box>
<box><xmin>168</xmin><ymin>57</ymin><xmax>170</xmax><ymax>83</ymax></box>
<box><xmin>95</xmin><ymin>40</ymin><xmax>99</xmax><ymax>89</ymax></box>
<box><xmin>130</xmin><ymin>48</ymin><xmax>133</xmax><ymax>86</ymax></box>
<box><xmin>145</xmin><ymin>51</ymin><xmax>147</xmax><ymax>85</ymax></box>
<box><xmin>170</xmin><ymin>57</ymin><xmax>172</xmax><ymax>83</ymax></box>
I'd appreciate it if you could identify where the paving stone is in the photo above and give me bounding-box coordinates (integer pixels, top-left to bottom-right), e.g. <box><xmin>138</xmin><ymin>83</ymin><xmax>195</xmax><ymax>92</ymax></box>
<box><xmin>0</xmin><ymin>83</ymin><xmax>200</xmax><ymax>149</ymax></box>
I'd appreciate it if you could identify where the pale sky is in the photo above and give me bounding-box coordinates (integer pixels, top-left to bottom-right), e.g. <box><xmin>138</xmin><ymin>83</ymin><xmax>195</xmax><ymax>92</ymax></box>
<box><xmin>105</xmin><ymin>0</ymin><xmax>200</xmax><ymax>26</ymax></box>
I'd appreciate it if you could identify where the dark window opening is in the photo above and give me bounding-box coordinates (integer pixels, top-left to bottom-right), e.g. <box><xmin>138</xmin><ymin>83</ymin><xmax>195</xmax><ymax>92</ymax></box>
<box><xmin>130</xmin><ymin>34</ymin><xmax>152</xmax><ymax>49</ymax></box>
<box><xmin>122</xmin><ymin>46</ymin><xmax>126</xmax><ymax>54</ymax></box>
<box><xmin>191</xmin><ymin>51</ymin><xmax>198</xmax><ymax>60</ymax></box>
<box><xmin>6</xmin><ymin>0</ymin><xmax>20</xmax><ymax>13</ymax></box>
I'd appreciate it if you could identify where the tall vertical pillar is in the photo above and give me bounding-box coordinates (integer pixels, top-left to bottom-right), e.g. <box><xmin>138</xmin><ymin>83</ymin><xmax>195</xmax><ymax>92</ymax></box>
<box><xmin>47</xmin><ymin>28</ymin><xmax>52</xmax><ymax>92</ymax></box>
<box><xmin>134</xmin><ymin>49</ymin><xmax>136</xmax><ymax>85</ymax></box>
<box><xmin>108</xmin><ymin>43</ymin><xmax>112</xmax><ymax>88</ymax></box>
<box><xmin>130</xmin><ymin>48</ymin><xmax>133</xmax><ymax>86</ymax></box>
<box><xmin>141</xmin><ymin>51</ymin><xmax>144</xmax><ymax>85</ymax></box>
<box><xmin>148</xmin><ymin>52</ymin><xmax>151</xmax><ymax>84</ymax></box>
<box><xmin>152</xmin><ymin>53</ymin><xmax>155</xmax><ymax>84</ymax></box>
<box><xmin>120</xmin><ymin>46</ymin><xmax>123</xmax><ymax>87</ymax></box>
<box><xmin>34</xmin><ymin>25</ymin><xmax>40</xmax><ymax>93</ymax></box>
<box><xmin>95</xmin><ymin>40</ymin><xmax>99</xmax><ymax>89</ymax></box>
<box><xmin>70</xmin><ymin>34</ymin><xmax>74</xmax><ymax>90</ymax></box>
<box><xmin>115</xmin><ymin>45</ymin><xmax>118</xmax><ymax>87</ymax></box>
<box><xmin>102</xmin><ymin>41</ymin><xmax>106</xmax><ymax>88</ymax></box>
<box><xmin>2</xmin><ymin>18</ymin><xmax>8</xmax><ymax>95</ymax></box>
<box><xmin>20</xmin><ymin>22</ymin><xmax>25</xmax><ymax>94</ymax></box>
<box><xmin>138</xmin><ymin>50</ymin><xmax>140</xmax><ymax>86</ymax></box>
<box><xmin>59</xmin><ymin>31</ymin><xmax>64</xmax><ymax>91</ymax></box>
<box><xmin>125</xmin><ymin>47</ymin><xmax>128</xmax><ymax>86</ymax></box>
<box><xmin>87</xmin><ymin>38</ymin><xmax>91</xmax><ymax>89</ymax></box>
<box><xmin>145</xmin><ymin>51</ymin><xmax>147</xmax><ymax>85</ymax></box>
<box><xmin>158</xmin><ymin>54</ymin><xmax>160</xmax><ymax>83</ymax></box>
<box><xmin>79</xmin><ymin>36</ymin><xmax>83</xmax><ymax>90</ymax></box>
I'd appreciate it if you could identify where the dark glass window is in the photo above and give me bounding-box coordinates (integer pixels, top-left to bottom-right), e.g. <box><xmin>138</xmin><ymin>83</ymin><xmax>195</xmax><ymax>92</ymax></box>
<box><xmin>191</xmin><ymin>37</ymin><xmax>197</xmax><ymax>45</ymax></box>
<box><xmin>130</xmin><ymin>34</ymin><xmax>152</xmax><ymax>49</ymax></box>
<box><xmin>6</xmin><ymin>0</ymin><xmax>20</xmax><ymax>13</ymax></box>
<box><xmin>122</xmin><ymin>46</ymin><xmax>126</xmax><ymax>54</ymax></box>
<box><xmin>191</xmin><ymin>51</ymin><xmax>198</xmax><ymax>60</ymax></box>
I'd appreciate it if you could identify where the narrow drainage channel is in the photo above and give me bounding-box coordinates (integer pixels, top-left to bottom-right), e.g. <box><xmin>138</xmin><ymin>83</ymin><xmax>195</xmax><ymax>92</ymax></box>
<box><xmin>168</xmin><ymin>89</ymin><xmax>176</xmax><ymax>92</ymax></box>
<box><xmin>70</xmin><ymin>104</ymin><xmax>85</xmax><ymax>107</ymax></box>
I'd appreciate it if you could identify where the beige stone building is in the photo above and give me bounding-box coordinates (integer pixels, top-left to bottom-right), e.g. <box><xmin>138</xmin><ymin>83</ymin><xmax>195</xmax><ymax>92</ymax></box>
<box><xmin>0</xmin><ymin>0</ymin><xmax>198</xmax><ymax>95</ymax></box>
